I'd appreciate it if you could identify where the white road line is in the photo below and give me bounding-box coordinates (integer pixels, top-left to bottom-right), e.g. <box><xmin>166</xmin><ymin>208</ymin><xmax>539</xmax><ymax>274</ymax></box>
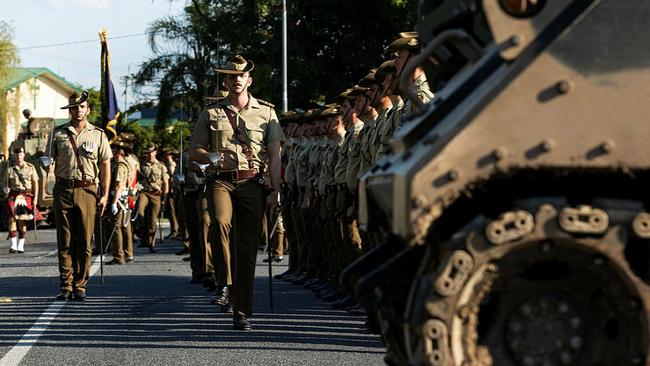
<box><xmin>34</xmin><ymin>249</ymin><xmax>58</xmax><ymax>260</ymax></box>
<box><xmin>0</xmin><ymin>256</ymin><xmax>103</xmax><ymax>366</ymax></box>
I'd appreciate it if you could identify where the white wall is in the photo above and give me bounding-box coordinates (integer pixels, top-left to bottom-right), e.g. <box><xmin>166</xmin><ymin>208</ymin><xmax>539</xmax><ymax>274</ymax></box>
<box><xmin>5</xmin><ymin>75</ymin><xmax>73</xmax><ymax>145</ymax></box>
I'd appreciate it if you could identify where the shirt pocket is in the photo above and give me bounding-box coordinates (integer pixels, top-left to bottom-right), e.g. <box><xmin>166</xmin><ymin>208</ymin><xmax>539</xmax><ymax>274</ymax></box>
<box><xmin>210</xmin><ymin>118</ymin><xmax>235</xmax><ymax>150</ymax></box>
<box><xmin>244</xmin><ymin>120</ymin><xmax>265</xmax><ymax>147</ymax></box>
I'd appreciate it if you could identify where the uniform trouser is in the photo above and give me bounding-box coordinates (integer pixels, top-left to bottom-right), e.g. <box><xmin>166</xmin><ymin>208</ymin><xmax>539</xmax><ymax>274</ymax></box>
<box><xmin>205</xmin><ymin>178</ymin><xmax>265</xmax><ymax>316</ymax></box>
<box><xmin>175</xmin><ymin>190</ymin><xmax>190</xmax><ymax>250</ymax></box>
<box><xmin>263</xmin><ymin>210</ymin><xmax>285</xmax><ymax>257</ymax></box>
<box><xmin>183</xmin><ymin>190</ymin><xmax>202</xmax><ymax>276</ymax></box>
<box><xmin>136</xmin><ymin>191</ymin><xmax>162</xmax><ymax>248</ymax></box>
<box><xmin>165</xmin><ymin>193</ymin><xmax>179</xmax><ymax>235</ymax></box>
<box><xmin>53</xmin><ymin>184</ymin><xmax>97</xmax><ymax>293</ymax></box>
<box><xmin>281</xmin><ymin>187</ymin><xmax>298</xmax><ymax>270</ymax></box>
<box><xmin>335</xmin><ymin>189</ymin><xmax>363</xmax><ymax>283</ymax></box>
<box><xmin>197</xmin><ymin>192</ymin><xmax>214</xmax><ymax>277</ymax></box>
<box><xmin>105</xmin><ymin>209</ymin><xmax>133</xmax><ymax>261</ymax></box>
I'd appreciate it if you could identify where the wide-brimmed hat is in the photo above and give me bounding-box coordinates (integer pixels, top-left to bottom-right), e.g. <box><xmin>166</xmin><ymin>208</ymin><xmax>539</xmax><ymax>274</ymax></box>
<box><xmin>386</xmin><ymin>32</ymin><xmax>419</xmax><ymax>53</ymax></box>
<box><xmin>110</xmin><ymin>140</ymin><xmax>133</xmax><ymax>153</ymax></box>
<box><xmin>214</xmin><ymin>55</ymin><xmax>255</xmax><ymax>74</ymax></box>
<box><xmin>161</xmin><ymin>147</ymin><xmax>179</xmax><ymax>156</ymax></box>
<box><xmin>142</xmin><ymin>143</ymin><xmax>158</xmax><ymax>153</ymax></box>
<box><xmin>60</xmin><ymin>90</ymin><xmax>89</xmax><ymax>109</ymax></box>
<box><xmin>358</xmin><ymin>70</ymin><xmax>379</xmax><ymax>87</ymax></box>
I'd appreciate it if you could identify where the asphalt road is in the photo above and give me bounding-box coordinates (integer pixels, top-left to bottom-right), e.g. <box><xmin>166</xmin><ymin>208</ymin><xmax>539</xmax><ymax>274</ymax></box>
<box><xmin>0</xmin><ymin>225</ymin><xmax>385</xmax><ymax>366</ymax></box>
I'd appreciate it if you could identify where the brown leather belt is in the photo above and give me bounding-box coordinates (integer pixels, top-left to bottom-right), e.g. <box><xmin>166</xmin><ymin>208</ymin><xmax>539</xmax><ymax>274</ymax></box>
<box><xmin>142</xmin><ymin>189</ymin><xmax>163</xmax><ymax>196</ymax></box>
<box><xmin>56</xmin><ymin>178</ymin><xmax>95</xmax><ymax>188</ymax></box>
<box><xmin>214</xmin><ymin>169</ymin><xmax>258</xmax><ymax>183</ymax></box>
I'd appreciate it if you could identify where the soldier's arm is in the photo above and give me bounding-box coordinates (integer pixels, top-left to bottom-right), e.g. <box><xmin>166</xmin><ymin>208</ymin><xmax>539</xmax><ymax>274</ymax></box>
<box><xmin>99</xmin><ymin>159</ymin><xmax>111</xmax><ymax>204</ymax></box>
<box><xmin>31</xmin><ymin>166</ymin><xmax>39</xmax><ymax>207</ymax></box>
<box><xmin>162</xmin><ymin>168</ymin><xmax>169</xmax><ymax>196</ymax></box>
<box><xmin>190</xmin><ymin>111</ymin><xmax>213</xmax><ymax>164</ymax></box>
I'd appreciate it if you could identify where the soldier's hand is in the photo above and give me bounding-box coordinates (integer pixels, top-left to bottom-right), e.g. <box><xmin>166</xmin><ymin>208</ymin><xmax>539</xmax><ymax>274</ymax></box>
<box><xmin>266</xmin><ymin>190</ymin><xmax>279</xmax><ymax>212</ymax></box>
<box><xmin>98</xmin><ymin>196</ymin><xmax>108</xmax><ymax>216</ymax></box>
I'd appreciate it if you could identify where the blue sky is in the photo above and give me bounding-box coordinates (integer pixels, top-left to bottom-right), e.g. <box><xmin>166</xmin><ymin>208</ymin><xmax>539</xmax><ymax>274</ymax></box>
<box><xmin>2</xmin><ymin>0</ymin><xmax>188</xmax><ymax>108</ymax></box>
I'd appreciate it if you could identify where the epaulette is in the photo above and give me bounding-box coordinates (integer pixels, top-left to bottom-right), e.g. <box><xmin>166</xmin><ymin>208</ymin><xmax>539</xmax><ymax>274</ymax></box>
<box><xmin>205</xmin><ymin>98</ymin><xmax>224</xmax><ymax>108</ymax></box>
<box><xmin>92</xmin><ymin>124</ymin><xmax>105</xmax><ymax>132</ymax></box>
<box><xmin>257</xmin><ymin>99</ymin><xmax>275</xmax><ymax>108</ymax></box>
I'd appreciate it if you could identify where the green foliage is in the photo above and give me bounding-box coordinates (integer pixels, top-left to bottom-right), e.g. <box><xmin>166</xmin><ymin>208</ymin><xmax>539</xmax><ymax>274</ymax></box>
<box><xmin>86</xmin><ymin>87</ymin><xmax>101</xmax><ymax>126</ymax></box>
<box><xmin>120</xmin><ymin>120</ymin><xmax>190</xmax><ymax>158</ymax></box>
<box><xmin>135</xmin><ymin>0</ymin><xmax>417</xmax><ymax>123</ymax></box>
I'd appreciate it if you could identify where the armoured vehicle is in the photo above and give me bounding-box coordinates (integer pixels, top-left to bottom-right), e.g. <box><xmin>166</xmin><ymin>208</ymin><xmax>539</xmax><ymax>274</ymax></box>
<box><xmin>1</xmin><ymin>110</ymin><xmax>57</xmax><ymax>227</ymax></box>
<box><xmin>348</xmin><ymin>1</ymin><xmax>650</xmax><ymax>365</ymax></box>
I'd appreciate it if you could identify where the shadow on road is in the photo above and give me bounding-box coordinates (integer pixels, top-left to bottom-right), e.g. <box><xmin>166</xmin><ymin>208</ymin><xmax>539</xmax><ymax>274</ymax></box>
<box><xmin>0</xmin><ymin>274</ymin><xmax>384</xmax><ymax>354</ymax></box>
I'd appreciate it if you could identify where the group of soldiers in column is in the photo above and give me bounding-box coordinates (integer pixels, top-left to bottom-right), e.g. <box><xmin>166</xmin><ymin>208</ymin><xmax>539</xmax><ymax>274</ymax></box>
<box><xmin>3</xmin><ymin>30</ymin><xmax>430</xmax><ymax>331</ymax></box>
<box><xmin>272</xmin><ymin>30</ymin><xmax>432</xmax><ymax>316</ymax></box>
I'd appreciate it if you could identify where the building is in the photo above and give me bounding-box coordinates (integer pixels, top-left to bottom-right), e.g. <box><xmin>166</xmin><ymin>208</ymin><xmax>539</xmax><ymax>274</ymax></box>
<box><xmin>2</xmin><ymin>67</ymin><xmax>79</xmax><ymax>154</ymax></box>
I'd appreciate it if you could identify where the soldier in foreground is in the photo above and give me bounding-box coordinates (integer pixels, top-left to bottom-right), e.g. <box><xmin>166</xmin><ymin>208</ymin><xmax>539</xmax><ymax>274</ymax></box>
<box><xmin>3</xmin><ymin>147</ymin><xmax>39</xmax><ymax>254</ymax></box>
<box><xmin>191</xmin><ymin>55</ymin><xmax>283</xmax><ymax>331</ymax></box>
<box><xmin>50</xmin><ymin>91</ymin><xmax>112</xmax><ymax>301</ymax></box>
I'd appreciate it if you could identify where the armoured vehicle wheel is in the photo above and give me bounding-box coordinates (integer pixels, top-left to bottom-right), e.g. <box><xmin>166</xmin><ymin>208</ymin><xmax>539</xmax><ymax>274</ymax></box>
<box><xmin>404</xmin><ymin>199</ymin><xmax>650</xmax><ymax>366</ymax></box>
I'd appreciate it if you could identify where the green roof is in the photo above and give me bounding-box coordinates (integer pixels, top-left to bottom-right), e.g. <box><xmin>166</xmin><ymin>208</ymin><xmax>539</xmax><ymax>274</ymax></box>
<box><xmin>4</xmin><ymin>67</ymin><xmax>80</xmax><ymax>91</ymax></box>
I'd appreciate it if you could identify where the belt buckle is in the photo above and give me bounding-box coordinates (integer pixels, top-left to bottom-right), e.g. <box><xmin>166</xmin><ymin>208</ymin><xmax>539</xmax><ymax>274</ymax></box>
<box><xmin>234</xmin><ymin>170</ymin><xmax>239</xmax><ymax>181</ymax></box>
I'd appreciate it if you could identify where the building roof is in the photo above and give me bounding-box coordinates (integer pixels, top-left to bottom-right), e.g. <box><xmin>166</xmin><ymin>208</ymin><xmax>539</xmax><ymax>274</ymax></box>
<box><xmin>4</xmin><ymin>67</ymin><xmax>80</xmax><ymax>91</ymax></box>
<box><xmin>127</xmin><ymin>108</ymin><xmax>183</xmax><ymax>128</ymax></box>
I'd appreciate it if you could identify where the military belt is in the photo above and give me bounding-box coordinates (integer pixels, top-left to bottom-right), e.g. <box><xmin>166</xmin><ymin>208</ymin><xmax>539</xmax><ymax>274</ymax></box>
<box><xmin>212</xmin><ymin>169</ymin><xmax>258</xmax><ymax>183</ymax></box>
<box><xmin>142</xmin><ymin>188</ymin><xmax>163</xmax><ymax>196</ymax></box>
<box><xmin>55</xmin><ymin>178</ymin><xmax>95</xmax><ymax>188</ymax></box>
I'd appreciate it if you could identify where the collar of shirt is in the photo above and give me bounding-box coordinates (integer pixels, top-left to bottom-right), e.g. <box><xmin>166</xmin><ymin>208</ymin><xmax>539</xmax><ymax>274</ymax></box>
<box><xmin>221</xmin><ymin>93</ymin><xmax>261</xmax><ymax>113</ymax></box>
<box><xmin>64</xmin><ymin>122</ymin><xmax>95</xmax><ymax>135</ymax></box>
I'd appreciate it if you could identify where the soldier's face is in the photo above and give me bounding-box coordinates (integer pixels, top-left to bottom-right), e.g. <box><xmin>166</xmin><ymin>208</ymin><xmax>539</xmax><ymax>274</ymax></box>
<box><xmin>69</xmin><ymin>102</ymin><xmax>90</xmax><ymax>122</ymax></box>
<box><xmin>382</xmin><ymin>74</ymin><xmax>395</xmax><ymax>96</ymax></box>
<box><xmin>147</xmin><ymin>150</ymin><xmax>156</xmax><ymax>162</ymax></box>
<box><xmin>16</xmin><ymin>152</ymin><xmax>25</xmax><ymax>163</ymax></box>
<box><xmin>225</xmin><ymin>72</ymin><xmax>252</xmax><ymax>95</ymax></box>
<box><xmin>368</xmin><ymin>85</ymin><xmax>381</xmax><ymax>108</ymax></box>
<box><xmin>394</xmin><ymin>50</ymin><xmax>411</xmax><ymax>75</ymax></box>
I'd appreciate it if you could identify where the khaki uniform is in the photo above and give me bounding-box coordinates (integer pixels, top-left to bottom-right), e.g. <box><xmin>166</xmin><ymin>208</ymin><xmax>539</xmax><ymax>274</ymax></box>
<box><xmin>137</xmin><ymin>159</ymin><xmax>168</xmax><ymax>249</ymax></box>
<box><xmin>191</xmin><ymin>95</ymin><xmax>283</xmax><ymax>316</ymax></box>
<box><xmin>401</xmin><ymin>73</ymin><xmax>434</xmax><ymax>128</ymax></box>
<box><xmin>164</xmin><ymin>158</ymin><xmax>179</xmax><ymax>236</ymax></box>
<box><xmin>376</xmin><ymin>102</ymin><xmax>404</xmax><ymax>160</ymax></box>
<box><xmin>50</xmin><ymin>122</ymin><xmax>112</xmax><ymax>294</ymax></box>
<box><xmin>107</xmin><ymin>159</ymin><xmax>131</xmax><ymax>262</ymax></box>
<box><xmin>180</xmin><ymin>151</ymin><xmax>205</xmax><ymax>279</ymax></box>
<box><xmin>282</xmin><ymin>139</ymin><xmax>302</xmax><ymax>274</ymax></box>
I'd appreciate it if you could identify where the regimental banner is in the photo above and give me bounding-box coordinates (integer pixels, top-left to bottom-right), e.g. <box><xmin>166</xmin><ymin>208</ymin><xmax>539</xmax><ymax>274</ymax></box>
<box><xmin>99</xmin><ymin>29</ymin><xmax>120</xmax><ymax>143</ymax></box>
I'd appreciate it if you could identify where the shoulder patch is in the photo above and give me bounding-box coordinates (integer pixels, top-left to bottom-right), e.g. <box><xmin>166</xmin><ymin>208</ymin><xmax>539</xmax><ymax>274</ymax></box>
<box><xmin>257</xmin><ymin>99</ymin><xmax>275</xmax><ymax>108</ymax></box>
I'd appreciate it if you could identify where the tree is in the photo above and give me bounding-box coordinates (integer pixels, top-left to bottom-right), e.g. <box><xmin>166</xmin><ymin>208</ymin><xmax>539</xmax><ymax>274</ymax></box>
<box><xmin>134</xmin><ymin>0</ymin><xmax>417</xmax><ymax>124</ymax></box>
<box><xmin>0</xmin><ymin>21</ymin><xmax>20</xmax><ymax>153</ymax></box>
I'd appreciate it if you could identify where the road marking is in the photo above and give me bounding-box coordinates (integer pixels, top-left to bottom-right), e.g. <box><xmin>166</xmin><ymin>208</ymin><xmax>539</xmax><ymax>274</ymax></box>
<box><xmin>0</xmin><ymin>256</ymin><xmax>102</xmax><ymax>366</ymax></box>
<box><xmin>35</xmin><ymin>249</ymin><xmax>58</xmax><ymax>260</ymax></box>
